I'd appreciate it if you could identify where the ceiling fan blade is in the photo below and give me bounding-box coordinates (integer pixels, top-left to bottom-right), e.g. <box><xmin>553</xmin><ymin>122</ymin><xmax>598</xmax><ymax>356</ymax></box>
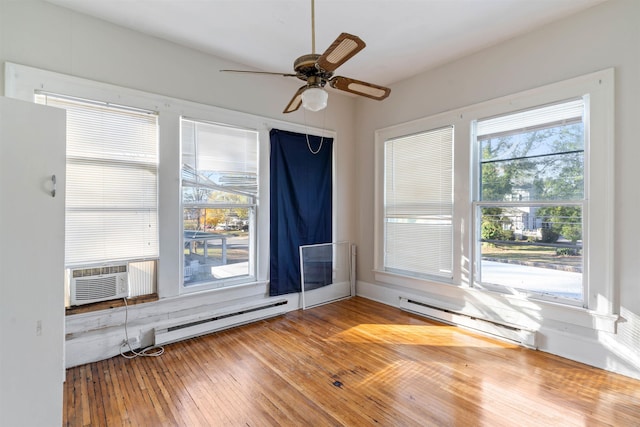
<box><xmin>283</xmin><ymin>85</ymin><xmax>307</xmax><ymax>114</ymax></box>
<box><xmin>316</xmin><ymin>33</ymin><xmax>366</xmax><ymax>72</ymax></box>
<box><xmin>330</xmin><ymin>76</ymin><xmax>391</xmax><ymax>100</ymax></box>
<box><xmin>221</xmin><ymin>69</ymin><xmax>297</xmax><ymax>77</ymax></box>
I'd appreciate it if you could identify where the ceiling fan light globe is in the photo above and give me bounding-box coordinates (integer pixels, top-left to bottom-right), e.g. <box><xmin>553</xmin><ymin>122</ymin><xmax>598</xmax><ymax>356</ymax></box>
<box><xmin>301</xmin><ymin>87</ymin><xmax>328</xmax><ymax>112</ymax></box>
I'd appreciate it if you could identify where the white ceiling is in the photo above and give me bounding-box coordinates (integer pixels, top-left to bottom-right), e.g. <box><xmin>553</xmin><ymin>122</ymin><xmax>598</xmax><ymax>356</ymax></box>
<box><xmin>44</xmin><ymin>0</ymin><xmax>607</xmax><ymax>87</ymax></box>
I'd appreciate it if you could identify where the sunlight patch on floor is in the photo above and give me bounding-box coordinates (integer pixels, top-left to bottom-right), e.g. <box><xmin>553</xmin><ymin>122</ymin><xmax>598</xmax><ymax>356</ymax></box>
<box><xmin>325</xmin><ymin>323</ymin><xmax>519</xmax><ymax>348</ymax></box>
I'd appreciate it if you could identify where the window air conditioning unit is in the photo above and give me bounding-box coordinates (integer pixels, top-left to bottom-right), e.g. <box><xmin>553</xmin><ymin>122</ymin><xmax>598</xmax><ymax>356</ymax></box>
<box><xmin>70</xmin><ymin>264</ymin><xmax>129</xmax><ymax>306</ymax></box>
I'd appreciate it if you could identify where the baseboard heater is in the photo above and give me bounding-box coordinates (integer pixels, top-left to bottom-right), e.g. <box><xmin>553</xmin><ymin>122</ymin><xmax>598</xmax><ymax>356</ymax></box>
<box><xmin>154</xmin><ymin>300</ymin><xmax>288</xmax><ymax>346</ymax></box>
<box><xmin>399</xmin><ymin>297</ymin><xmax>537</xmax><ymax>349</ymax></box>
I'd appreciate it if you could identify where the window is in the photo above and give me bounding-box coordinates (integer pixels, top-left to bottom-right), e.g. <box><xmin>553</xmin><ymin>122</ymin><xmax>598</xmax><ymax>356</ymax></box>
<box><xmin>474</xmin><ymin>99</ymin><xmax>586</xmax><ymax>305</ymax></box>
<box><xmin>382</xmin><ymin>126</ymin><xmax>453</xmax><ymax>279</ymax></box>
<box><xmin>36</xmin><ymin>93</ymin><xmax>159</xmax><ymax>301</ymax></box>
<box><xmin>181</xmin><ymin>118</ymin><xmax>258</xmax><ymax>288</ymax></box>
<box><xmin>375</xmin><ymin>69</ymin><xmax>614</xmax><ymax>320</ymax></box>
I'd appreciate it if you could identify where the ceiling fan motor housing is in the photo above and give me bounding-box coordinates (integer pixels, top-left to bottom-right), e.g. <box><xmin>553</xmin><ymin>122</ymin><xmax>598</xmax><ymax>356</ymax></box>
<box><xmin>294</xmin><ymin>54</ymin><xmax>332</xmax><ymax>86</ymax></box>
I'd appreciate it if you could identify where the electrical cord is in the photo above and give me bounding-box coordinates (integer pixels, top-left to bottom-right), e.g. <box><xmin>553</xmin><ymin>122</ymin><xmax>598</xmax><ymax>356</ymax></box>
<box><xmin>119</xmin><ymin>297</ymin><xmax>165</xmax><ymax>359</ymax></box>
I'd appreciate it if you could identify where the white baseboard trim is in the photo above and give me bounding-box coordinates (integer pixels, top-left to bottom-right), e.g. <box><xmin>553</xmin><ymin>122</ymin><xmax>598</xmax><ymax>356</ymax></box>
<box><xmin>65</xmin><ymin>290</ymin><xmax>301</xmax><ymax>368</ymax></box>
<box><xmin>153</xmin><ymin>299</ymin><xmax>288</xmax><ymax>346</ymax></box>
<box><xmin>357</xmin><ymin>279</ymin><xmax>640</xmax><ymax>381</ymax></box>
<box><xmin>398</xmin><ymin>297</ymin><xmax>537</xmax><ymax>348</ymax></box>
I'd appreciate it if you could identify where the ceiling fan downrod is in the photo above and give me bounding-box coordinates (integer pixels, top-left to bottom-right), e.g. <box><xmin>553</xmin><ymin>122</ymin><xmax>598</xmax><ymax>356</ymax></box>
<box><xmin>311</xmin><ymin>0</ymin><xmax>316</xmax><ymax>55</ymax></box>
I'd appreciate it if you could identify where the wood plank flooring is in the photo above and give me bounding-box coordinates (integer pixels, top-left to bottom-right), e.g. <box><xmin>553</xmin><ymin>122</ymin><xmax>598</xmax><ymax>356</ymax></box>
<box><xmin>64</xmin><ymin>297</ymin><xmax>640</xmax><ymax>426</ymax></box>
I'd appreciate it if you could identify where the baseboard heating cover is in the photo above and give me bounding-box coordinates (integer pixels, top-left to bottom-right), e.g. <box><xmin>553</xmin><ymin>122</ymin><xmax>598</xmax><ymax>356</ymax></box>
<box><xmin>399</xmin><ymin>297</ymin><xmax>537</xmax><ymax>349</ymax></box>
<box><xmin>154</xmin><ymin>300</ymin><xmax>288</xmax><ymax>346</ymax></box>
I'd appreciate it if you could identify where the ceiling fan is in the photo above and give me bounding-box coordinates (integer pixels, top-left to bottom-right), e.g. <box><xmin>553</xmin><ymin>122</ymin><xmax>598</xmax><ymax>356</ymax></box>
<box><xmin>221</xmin><ymin>0</ymin><xmax>391</xmax><ymax>114</ymax></box>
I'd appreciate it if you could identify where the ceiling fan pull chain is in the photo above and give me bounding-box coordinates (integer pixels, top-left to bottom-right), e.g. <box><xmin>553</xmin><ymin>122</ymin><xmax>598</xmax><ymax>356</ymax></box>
<box><xmin>304</xmin><ymin>103</ymin><xmax>326</xmax><ymax>155</ymax></box>
<box><xmin>306</xmin><ymin>132</ymin><xmax>323</xmax><ymax>155</ymax></box>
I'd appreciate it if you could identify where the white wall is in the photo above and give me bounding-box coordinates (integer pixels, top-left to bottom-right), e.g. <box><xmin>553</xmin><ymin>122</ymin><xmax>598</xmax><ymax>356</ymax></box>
<box><xmin>0</xmin><ymin>0</ymin><xmax>359</xmax><ymax>366</ymax></box>
<box><xmin>355</xmin><ymin>0</ymin><xmax>640</xmax><ymax>380</ymax></box>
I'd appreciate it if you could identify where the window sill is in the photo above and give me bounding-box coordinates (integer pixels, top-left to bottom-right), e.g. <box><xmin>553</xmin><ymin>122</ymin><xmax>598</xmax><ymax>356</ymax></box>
<box><xmin>180</xmin><ymin>278</ymin><xmax>267</xmax><ymax>296</ymax></box>
<box><xmin>65</xmin><ymin>293</ymin><xmax>159</xmax><ymax>316</ymax></box>
<box><xmin>374</xmin><ymin>269</ymin><xmax>456</xmax><ymax>294</ymax></box>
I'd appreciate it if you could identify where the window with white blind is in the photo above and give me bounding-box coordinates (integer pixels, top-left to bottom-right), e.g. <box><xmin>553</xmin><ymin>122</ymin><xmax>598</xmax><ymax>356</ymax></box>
<box><xmin>474</xmin><ymin>98</ymin><xmax>586</xmax><ymax>305</ymax></box>
<box><xmin>35</xmin><ymin>93</ymin><xmax>159</xmax><ymax>268</ymax></box>
<box><xmin>181</xmin><ymin>118</ymin><xmax>258</xmax><ymax>288</ymax></box>
<box><xmin>383</xmin><ymin>126</ymin><xmax>453</xmax><ymax>279</ymax></box>
<box><xmin>374</xmin><ymin>70</ymin><xmax>613</xmax><ymax>317</ymax></box>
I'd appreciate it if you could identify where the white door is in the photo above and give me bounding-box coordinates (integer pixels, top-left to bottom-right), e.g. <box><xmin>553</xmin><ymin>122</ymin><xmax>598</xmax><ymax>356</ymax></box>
<box><xmin>0</xmin><ymin>96</ymin><xmax>66</xmax><ymax>427</ymax></box>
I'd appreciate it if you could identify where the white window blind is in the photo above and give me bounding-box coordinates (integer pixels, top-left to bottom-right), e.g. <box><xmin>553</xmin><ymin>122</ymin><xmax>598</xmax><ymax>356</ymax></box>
<box><xmin>182</xmin><ymin>119</ymin><xmax>258</xmax><ymax>200</ymax></box>
<box><xmin>384</xmin><ymin>126</ymin><xmax>453</xmax><ymax>279</ymax></box>
<box><xmin>36</xmin><ymin>94</ymin><xmax>159</xmax><ymax>266</ymax></box>
<box><xmin>477</xmin><ymin>98</ymin><xmax>584</xmax><ymax>138</ymax></box>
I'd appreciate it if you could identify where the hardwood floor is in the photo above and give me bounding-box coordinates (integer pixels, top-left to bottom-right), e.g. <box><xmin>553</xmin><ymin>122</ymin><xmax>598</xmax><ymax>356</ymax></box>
<box><xmin>64</xmin><ymin>297</ymin><xmax>640</xmax><ymax>426</ymax></box>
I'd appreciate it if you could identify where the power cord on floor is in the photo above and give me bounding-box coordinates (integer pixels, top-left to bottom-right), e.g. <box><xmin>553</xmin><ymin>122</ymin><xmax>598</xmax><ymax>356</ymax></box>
<box><xmin>120</xmin><ymin>297</ymin><xmax>165</xmax><ymax>359</ymax></box>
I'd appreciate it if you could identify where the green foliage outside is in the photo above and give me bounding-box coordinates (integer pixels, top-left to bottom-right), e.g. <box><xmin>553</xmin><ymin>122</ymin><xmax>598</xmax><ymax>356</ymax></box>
<box><xmin>481</xmin><ymin>207</ymin><xmax>515</xmax><ymax>242</ymax></box>
<box><xmin>184</xmin><ymin>187</ymin><xmax>251</xmax><ymax>231</ymax></box>
<box><xmin>480</xmin><ymin>122</ymin><xmax>584</xmax><ymax>245</ymax></box>
<box><xmin>538</xmin><ymin>227</ymin><xmax>560</xmax><ymax>243</ymax></box>
<box><xmin>536</xmin><ymin>206</ymin><xmax>582</xmax><ymax>243</ymax></box>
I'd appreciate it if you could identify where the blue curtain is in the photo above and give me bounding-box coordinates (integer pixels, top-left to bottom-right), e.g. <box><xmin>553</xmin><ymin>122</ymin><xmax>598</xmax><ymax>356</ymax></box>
<box><xmin>269</xmin><ymin>129</ymin><xmax>333</xmax><ymax>296</ymax></box>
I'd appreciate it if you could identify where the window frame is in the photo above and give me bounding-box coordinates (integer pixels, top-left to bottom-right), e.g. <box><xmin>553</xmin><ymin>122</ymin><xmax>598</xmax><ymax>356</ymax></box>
<box><xmin>35</xmin><ymin>92</ymin><xmax>160</xmax><ymax>269</ymax></box>
<box><xmin>381</xmin><ymin>125</ymin><xmax>454</xmax><ymax>281</ymax></box>
<box><xmin>467</xmin><ymin>71</ymin><xmax>614</xmax><ymax>316</ymax></box>
<box><xmin>375</xmin><ymin>69</ymin><xmax>615</xmax><ymax>329</ymax></box>
<box><xmin>471</xmin><ymin>98</ymin><xmax>588</xmax><ymax>307</ymax></box>
<box><xmin>180</xmin><ymin>117</ymin><xmax>259</xmax><ymax>290</ymax></box>
<box><xmin>375</xmin><ymin>111</ymin><xmax>462</xmax><ymax>287</ymax></box>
